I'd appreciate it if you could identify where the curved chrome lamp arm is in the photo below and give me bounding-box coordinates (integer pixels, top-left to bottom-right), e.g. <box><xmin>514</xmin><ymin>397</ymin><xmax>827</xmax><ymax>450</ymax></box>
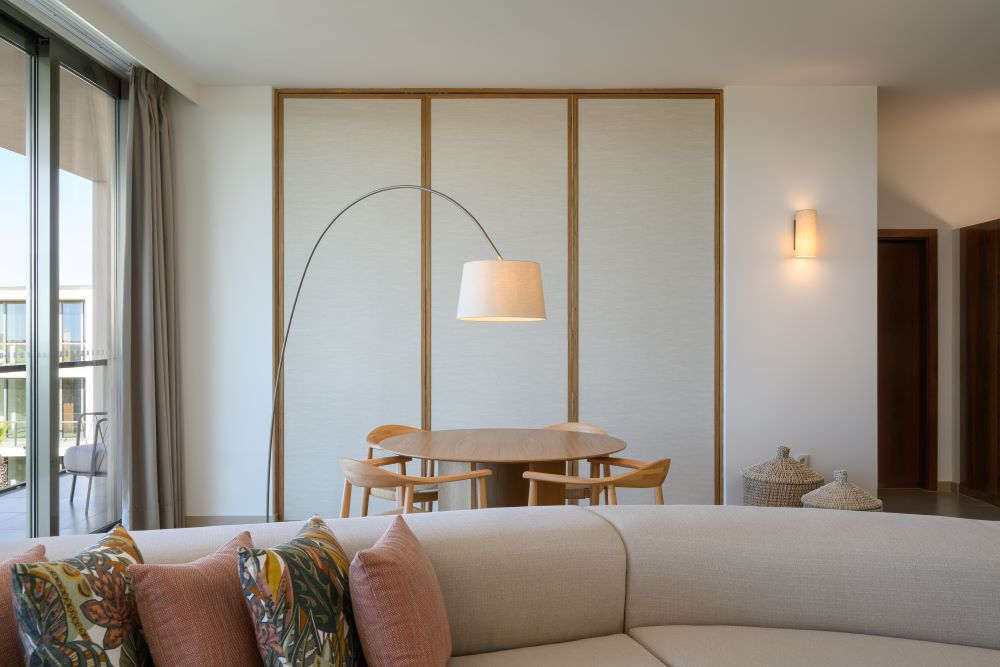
<box><xmin>266</xmin><ymin>184</ymin><xmax>504</xmax><ymax>521</ymax></box>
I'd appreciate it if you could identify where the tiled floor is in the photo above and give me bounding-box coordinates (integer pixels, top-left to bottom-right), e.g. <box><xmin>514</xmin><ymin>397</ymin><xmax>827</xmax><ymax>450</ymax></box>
<box><xmin>880</xmin><ymin>488</ymin><xmax>1000</xmax><ymax>520</ymax></box>
<box><xmin>0</xmin><ymin>473</ymin><xmax>114</xmax><ymax>542</ymax></box>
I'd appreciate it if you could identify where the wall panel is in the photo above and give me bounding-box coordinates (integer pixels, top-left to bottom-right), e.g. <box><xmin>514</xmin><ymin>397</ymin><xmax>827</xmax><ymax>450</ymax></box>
<box><xmin>578</xmin><ymin>98</ymin><xmax>717</xmax><ymax>504</ymax></box>
<box><xmin>430</xmin><ymin>98</ymin><xmax>568</xmax><ymax>430</ymax></box>
<box><xmin>282</xmin><ymin>98</ymin><xmax>422</xmax><ymax>518</ymax></box>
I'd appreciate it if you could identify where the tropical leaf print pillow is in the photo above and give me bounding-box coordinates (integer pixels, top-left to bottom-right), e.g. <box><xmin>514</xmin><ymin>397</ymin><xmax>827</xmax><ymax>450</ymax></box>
<box><xmin>238</xmin><ymin>516</ymin><xmax>365</xmax><ymax>666</ymax></box>
<box><xmin>10</xmin><ymin>524</ymin><xmax>152</xmax><ymax>666</ymax></box>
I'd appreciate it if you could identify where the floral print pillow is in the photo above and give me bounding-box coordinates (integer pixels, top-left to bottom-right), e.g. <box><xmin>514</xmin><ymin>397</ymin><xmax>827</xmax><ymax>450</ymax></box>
<box><xmin>10</xmin><ymin>524</ymin><xmax>152</xmax><ymax>666</ymax></box>
<box><xmin>238</xmin><ymin>516</ymin><xmax>365</xmax><ymax>666</ymax></box>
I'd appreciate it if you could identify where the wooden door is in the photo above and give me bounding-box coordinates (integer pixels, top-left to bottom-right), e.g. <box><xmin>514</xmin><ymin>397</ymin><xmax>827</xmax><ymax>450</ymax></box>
<box><xmin>878</xmin><ymin>230</ymin><xmax>937</xmax><ymax>489</ymax></box>
<box><xmin>960</xmin><ymin>219</ymin><xmax>1000</xmax><ymax>505</ymax></box>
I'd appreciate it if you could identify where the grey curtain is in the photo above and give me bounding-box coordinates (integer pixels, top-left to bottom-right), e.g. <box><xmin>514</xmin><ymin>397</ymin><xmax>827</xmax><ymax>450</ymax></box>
<box><xmin>122</xmin><ymin>68</ymin><xmax>182</xmax><ymax>529</ymax></box>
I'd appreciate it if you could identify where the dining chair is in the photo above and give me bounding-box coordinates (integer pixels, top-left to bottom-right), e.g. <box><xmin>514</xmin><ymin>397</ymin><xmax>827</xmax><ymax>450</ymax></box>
<box><xmin>522</xmin><ymin>457</ymin><xmax>671</xmax><ymax>507</ymax></box>
<box><xmin>340</xmin><ymin>456</ymin><xmax>491</xmax><ymax>517</ymax></box>
<box><xmin>364</xmin><ymin>424</ymin><xmax>438</xmax><ymax>516</ymax></box>
<box><xmin>544</xmin><ymin>422</ymin><xmax>607</xmax><ymax>504</ymax></box>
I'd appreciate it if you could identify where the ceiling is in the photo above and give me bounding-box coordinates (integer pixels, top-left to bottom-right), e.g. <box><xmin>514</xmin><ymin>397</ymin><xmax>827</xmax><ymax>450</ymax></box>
<box><xmin>90</xmin><ymin>0</ymin><xmax>1000</xmax><ymax>89</ymax></box>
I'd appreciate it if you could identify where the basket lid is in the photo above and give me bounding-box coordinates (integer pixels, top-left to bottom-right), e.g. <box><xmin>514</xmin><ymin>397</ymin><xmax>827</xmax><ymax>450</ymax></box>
<box><xmin>801</xmin><ymin>470</ymin><xmax>883</xmax><ymax>510</ymax></box>
<box><xmin>742</xmin><ymin>446</ymin><xmax>824</xmax><ymax>484</ymax></box>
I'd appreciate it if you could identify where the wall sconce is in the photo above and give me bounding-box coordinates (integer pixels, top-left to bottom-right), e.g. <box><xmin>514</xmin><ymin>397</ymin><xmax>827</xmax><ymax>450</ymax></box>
<box><xmin>794</xmin><ymin>209</ymin><xmax>817</xmax><ymax>257</ymax></box>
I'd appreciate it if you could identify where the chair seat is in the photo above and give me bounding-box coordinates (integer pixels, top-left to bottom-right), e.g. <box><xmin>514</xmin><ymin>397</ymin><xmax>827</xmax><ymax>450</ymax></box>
<box><xmin>63</xmin><ymin>445</ymin><xmax>107</xmax><ymax>474</ymax></box>
<box><xmin>564</xmin><ymin>485</ymin><xmax>594</xmax><ymax>500</ymax></box>
<box><xmin>371</xmin><ymin>486</ymin><xmax>438</xmax><ymax>502</ymax></box>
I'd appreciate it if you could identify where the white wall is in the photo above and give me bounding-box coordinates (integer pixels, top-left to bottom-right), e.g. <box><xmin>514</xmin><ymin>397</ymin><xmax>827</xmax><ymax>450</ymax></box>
<box><xmin>724</xmin><ymin>86</ymin><xmax>879</xmax><ymax>503</ymax></box>
<box><xmin>878</xmin><ymin>88</ymin><xmax>1000</xmax><ymax>485</ymax></box>
<box><xmin>171</xmin><ymin>86</ymin><xmax>272</xmax><ymax>520</ymax></box>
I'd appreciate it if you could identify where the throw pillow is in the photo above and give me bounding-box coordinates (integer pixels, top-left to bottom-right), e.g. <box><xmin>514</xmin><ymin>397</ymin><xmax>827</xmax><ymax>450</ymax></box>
<box><xmin>238</xmin><ymin>516</ymin><xmax>365</xmax><ymax>666</ymax></box>
<box><xmin>349</xmin><ymin>516</ymin><xmax>451</xmax><ymax>667</ymax></box>
<box><xmin>1</xmin><ymin>545</ymin><xmax>45</xmax><ymax>663</ymax></box>
<box><xmin>129</xmin><ymin>531</ymin><xmax>260</xmax><ymax>666</ymax></box>
<box><xmin>10</xmin><ymin>524</ymin><xmax>152</xmax><ymax>666</ymax></box>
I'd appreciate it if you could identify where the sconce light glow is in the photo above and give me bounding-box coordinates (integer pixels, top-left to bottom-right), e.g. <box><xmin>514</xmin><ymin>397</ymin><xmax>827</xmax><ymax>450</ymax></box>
<box><xmin>794</xmin><ymin>209</ymin><xmax>817</xmax><ymax>258</ymax></box>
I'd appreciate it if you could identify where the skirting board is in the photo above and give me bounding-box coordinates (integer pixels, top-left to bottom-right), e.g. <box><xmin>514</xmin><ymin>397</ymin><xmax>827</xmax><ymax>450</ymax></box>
<box><xmin>184</xmin><ymin>515</ymin><xmax>269</xmax><ymax>528</ymax></box>
<box><xmin>937</xmin><ymin>481</ymin><xmax>958</xmax><ymax>494</ymax></box>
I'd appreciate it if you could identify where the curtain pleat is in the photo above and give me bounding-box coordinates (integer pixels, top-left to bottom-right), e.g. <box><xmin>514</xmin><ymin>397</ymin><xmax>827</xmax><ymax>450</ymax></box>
<box><xmin>122</xmin><ymin>68</ymin><xmax>182</xmax><ymax>529</ymax></box>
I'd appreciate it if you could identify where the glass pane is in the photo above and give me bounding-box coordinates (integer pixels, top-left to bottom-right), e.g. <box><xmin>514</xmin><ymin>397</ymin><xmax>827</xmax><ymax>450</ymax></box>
<box><xmin>58</xmin><ymin>67</ymin><xmax>118</xmax><ymax>534</ymax></box>
<box><xmin>0</xmin><ymin>39</ymin><xmax>29</xmax><ymax>541</ymax></box>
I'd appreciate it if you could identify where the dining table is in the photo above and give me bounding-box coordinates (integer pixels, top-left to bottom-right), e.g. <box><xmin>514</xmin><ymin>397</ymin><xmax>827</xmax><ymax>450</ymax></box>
<box><xmin>378</xmin><ymin>427</ymin><xmax>627</xmax><ymax>509</ymax></box>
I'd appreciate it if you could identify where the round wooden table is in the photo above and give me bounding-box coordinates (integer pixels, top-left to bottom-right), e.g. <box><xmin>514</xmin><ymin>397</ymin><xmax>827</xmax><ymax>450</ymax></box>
<box><xmin>379</xmin><ymin>428</ymin><xmax>626</xmax><ymax>508</ymax></box>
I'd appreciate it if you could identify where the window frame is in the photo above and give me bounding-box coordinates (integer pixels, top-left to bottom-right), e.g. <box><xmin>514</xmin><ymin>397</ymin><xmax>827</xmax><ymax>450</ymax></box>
<box><xmin>1</xmin><ymin>1</ymin><xmax>127</xmax><ymax>537</ymax></box>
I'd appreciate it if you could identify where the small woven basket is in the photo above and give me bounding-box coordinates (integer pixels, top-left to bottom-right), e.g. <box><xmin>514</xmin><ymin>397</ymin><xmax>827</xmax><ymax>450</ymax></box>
<box><xmin>742</xmin><ymin>446</ymin><xmax>824</xmax><ymax>507</ymax></box>
<box><xmin>801</xmin><ymin>470</ymin><xmax>883</xmax><ymax>511</ymax></box>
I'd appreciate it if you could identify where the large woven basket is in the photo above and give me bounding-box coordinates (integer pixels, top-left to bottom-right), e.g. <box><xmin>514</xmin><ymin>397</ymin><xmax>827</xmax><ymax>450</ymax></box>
<box><xmin>742</xmin><ymin>446</ymin><xmax>824</xmax><ymax>507</ymax></box>
<box><xmin>801</xmin><ymin>470</ymin><xmax>883</xmax><ymax>511</ymax></box>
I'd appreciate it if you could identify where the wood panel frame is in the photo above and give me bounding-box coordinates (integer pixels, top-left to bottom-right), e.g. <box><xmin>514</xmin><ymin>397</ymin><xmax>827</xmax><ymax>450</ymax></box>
<box><xmin>877</xmin><ymin>229</ymin><xmax>938</xmax><ymax>490</ymax></box>
<box><xmin>272</xmin><ymin>89</ymin><xmax>724</xmax><ymax>519</ymax></box>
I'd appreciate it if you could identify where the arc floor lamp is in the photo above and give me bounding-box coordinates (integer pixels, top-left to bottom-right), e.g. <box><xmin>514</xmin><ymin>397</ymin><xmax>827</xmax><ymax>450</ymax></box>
<box><xmin>266</xmin><ymin>184</ymin><xmax>546</xmax><ymax>521</ymax></box>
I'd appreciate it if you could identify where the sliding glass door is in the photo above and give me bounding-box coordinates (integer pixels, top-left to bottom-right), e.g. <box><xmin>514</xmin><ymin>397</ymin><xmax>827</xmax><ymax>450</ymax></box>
<box><xmin>0</xmin><ymin>7</ymin><xmax>125</xmax><ymax>539</ymax></box>
<box><xmin>0</xmin><ymin>37</ymin><xmax>30</xmax><ymax>540</ymax></box>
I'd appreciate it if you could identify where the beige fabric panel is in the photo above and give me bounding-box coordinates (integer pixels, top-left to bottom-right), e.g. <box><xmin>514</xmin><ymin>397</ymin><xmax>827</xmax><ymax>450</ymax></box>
<box><xmin>449</xmin><ymin>634</ymin><xmax>663</xmax><ymax>666</ymax></box>
<box><xmin>630</xmin><ymin>625</ymin><xmax>1000</xmax><ymax>667</ymax></box>
<box><xmin>1</xmin><ymin>506</ymin><xmax>626</xmax><ymax>657</ymax></box>
<box><xmin>589</xmin><ymin>505</ymin><xmax>1000</xmax><ymax>650</ymax></box>
<box><xmin>578</xmin><ymin>98</ymin><xmax>716</xmax><ymax>505</ymax></box>
<box><xmin>281</xmin><ymin>98</ymin><xmax>423</xmax><ymax>519</ymax></box>
<box><xmin>430</xmin><ymin>98</ymin><xmax>568</xmax><ymax>430</ymax></box>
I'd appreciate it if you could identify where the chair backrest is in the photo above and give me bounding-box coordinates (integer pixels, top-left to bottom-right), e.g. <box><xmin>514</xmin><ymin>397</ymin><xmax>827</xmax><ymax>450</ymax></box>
<box><xmin>341</xmin><ymin>458</ymin><xmax>405</xmax><ymax>490</ymax></box>
<box><xmin>610</xmin><ymin>459</ymin><xmax>671</xmax><ymax>489</ymax></box>
<box><xmin>366</xmin><ymin>424</ymin><xmax>421</xmax><ymax>446</ymax></box>
<box><xmin>544</xmin><ymin>421</ymin><xmax>607</xmax><ymax>435</ymax></box>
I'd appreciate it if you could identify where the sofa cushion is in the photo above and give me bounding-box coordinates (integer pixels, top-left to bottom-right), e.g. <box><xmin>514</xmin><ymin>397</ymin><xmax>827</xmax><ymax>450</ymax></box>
<box><xmin>629</xmin><ymin>625</ymin><xmax>1000</xmax><ymax>667</ymax></box>
<box><xmin>10</xmin><ymin>525</ymin><xmax>152</xmax><ymax>667</ymax></box>
<box><xmin>129</xmin><ymin>532</ymin><xmax>260</xmax><ymax>666</ymax></box>
<box><xmin>589</xmin><ymin>505</ymin><xmax>1000</xmax><ymax>650</ymax></box>
<box><xmin>0</xmin><ymin>545</ymin><xmax>45</xmax><ymax>664</ymax></box>
<box><xmin>350</xmin><ymin>516</ymin><xmax>451</xmax><ymax>666</ymax></box>
<box><xmin>238</xmin><ymin>516</ymin><xmax>365</xmax><ymax>666</ymax></box>
<box><xmin>448</xmin><ymin>634</ymin><xmax>664</xmax><ymax>666</ymax></box>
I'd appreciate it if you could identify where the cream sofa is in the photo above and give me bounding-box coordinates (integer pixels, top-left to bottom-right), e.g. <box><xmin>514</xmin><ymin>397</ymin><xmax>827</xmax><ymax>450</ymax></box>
<box><xmin>2</xmin><ymin>505</ymin><xmax>998</xmax><ymax>666</ymax></box>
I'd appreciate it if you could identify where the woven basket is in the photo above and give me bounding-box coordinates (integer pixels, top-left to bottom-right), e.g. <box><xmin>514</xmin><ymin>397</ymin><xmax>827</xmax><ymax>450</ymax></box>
<box><xmin>801</xmin><ymin>470</ymin><xmax>883</xmax><ymax>511</ymax></box>
<box><xmin>742</xmin><ymin>446</ymin><xmax>824</xmax><ymax>507</ymax></box>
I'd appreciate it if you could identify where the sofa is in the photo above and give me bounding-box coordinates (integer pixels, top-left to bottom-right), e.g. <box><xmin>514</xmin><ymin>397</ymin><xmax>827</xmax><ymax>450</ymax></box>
<box><xmin>2</xmin><ymin>505</ymin><xmax>998</xmax><ymax>666</ymax></box>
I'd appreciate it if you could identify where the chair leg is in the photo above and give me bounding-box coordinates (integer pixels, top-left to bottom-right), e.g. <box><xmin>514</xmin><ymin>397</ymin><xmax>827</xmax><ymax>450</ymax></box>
<box><xmin>404</xmin><ymin>485</ymin><xmax>415</xmax><ymax>514</ymax></box>
<box><xmin>608</xmin><ymin>484</ymin><xmax>618</xmax><ymax>505</ymax></box>
<box><xmin>603</xmin><ymin>464</ymin><xmax>611</xmax><ymax>503</ymax></box>
<box><xmin>654</xmin><ymin>485</ymin><xmax>664</xmax><ymax>505</ymax></box>
<box><xmin>85</xmin><ymin>476</ymin><xmax>94</xmax><ymax>514</ymax></box>
<box><xmin>477</xmin><ymin>477</ymin><xmax>488</xmax><ymax>509</ymax></box>
<box><xmin>590</xmin><ymin>484</ymin><xmax>601</xmax><ymax>506</ymax></box>
<box><xmin>361</xmin><ymin>487</ymin><xmax>371</xmax><ymax>517</ymax></box>
<box><xmin>470</xmin><ymin>462</ymin><xmax>479</xmax><ymax>510</ymax></box>
<box><xmin>341</xmin><ymin>481</ymin><xmax>353</xmax><ymax>518</ymax></box>
<box><xmin>528</xmin><ymin>479</ymin><xmax>538</xmax><ymax>506</ymax></box>
<box><xmin>70</xmin><ymin>474</ymin><xmax>77</xmax><ymax>503</ymax></box>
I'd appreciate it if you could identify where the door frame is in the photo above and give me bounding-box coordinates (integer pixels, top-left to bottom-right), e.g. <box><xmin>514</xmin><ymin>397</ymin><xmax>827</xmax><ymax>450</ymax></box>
<box><xmin>877</xmin><ymin>229</ymin><xmax>938</xmax><ymax>490</ymax></box>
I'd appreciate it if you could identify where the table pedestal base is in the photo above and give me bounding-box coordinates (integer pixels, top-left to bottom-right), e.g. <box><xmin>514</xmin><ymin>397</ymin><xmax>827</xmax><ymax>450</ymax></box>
<box><xmin>437</xmin><ymin>461</ymin><xmax>566</xmax><ymax>509</ymax></box>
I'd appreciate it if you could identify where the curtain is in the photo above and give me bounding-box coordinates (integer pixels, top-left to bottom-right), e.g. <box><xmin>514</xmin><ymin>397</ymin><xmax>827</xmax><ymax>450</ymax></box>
<box><xmin>122</xmin><ymin>68</ymin><xmax>182</xmax><ymax>529</ymax></box>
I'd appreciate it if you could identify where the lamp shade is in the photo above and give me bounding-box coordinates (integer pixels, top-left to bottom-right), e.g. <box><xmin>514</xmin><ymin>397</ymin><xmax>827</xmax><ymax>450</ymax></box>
<box><xmin>457</xmin><ymin>260</ymin><xmax>546</xmax><ymax>321</ymax></box>
<box><xmin>794</xmin><ymin>209</ymin><xmax>817</xmax><ymax>257</ymax></box>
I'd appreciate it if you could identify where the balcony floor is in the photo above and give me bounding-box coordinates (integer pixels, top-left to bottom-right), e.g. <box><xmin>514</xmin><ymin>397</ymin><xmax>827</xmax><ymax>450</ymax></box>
<box><xmin>0</xmin><ymin>472</ymin><xmax>114</xmax><ymax>542</ymax></box>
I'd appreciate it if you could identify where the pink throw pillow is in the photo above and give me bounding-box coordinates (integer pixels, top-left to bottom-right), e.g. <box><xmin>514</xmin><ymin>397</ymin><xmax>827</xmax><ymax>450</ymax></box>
<box><xmin>1</xmin><ymin>545</ymin><xmax>45</xmax><ymax>661</ymax></box>
<box><xmin>349</xmin><ymin>516</ymin><xmax>451</xmax><ymax>667</ymax></box>
<box><xmin>128</xmin><ymin>532</ymin><xmax>260</xmax><ymax>666</ymax></box>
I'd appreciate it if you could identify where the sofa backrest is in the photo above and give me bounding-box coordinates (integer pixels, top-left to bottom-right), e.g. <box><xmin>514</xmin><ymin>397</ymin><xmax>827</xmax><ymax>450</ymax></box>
<box><xmin>590</xmin><ymin>504</ymin><xmax>1000</xmax><ymax>651</ymax></box>
<box><xmin>0</xmin><ymin>506</ymin><xmax>627</xmax><ymax>657</ymax></box>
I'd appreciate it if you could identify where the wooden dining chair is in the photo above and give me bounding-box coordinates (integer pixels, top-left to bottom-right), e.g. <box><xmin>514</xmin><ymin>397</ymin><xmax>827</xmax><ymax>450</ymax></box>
<box><xmin>523</xmin><ymin>457</ymin><xmax>671</xmax><ymax>507</ymax></box>
<box><xmin>363</xmin><ymin>424</ymin><xmax>438</xmax><ymax>516</ymax></box>
<box><xmin>340</xmin><ymin>456</ymin><xmax>491</xmax><ymax>517</ymax></box>
<box><xmin>544</xmin><ymin>422</ymin><xmax>607</xmax><ymax>504</ymax></box>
